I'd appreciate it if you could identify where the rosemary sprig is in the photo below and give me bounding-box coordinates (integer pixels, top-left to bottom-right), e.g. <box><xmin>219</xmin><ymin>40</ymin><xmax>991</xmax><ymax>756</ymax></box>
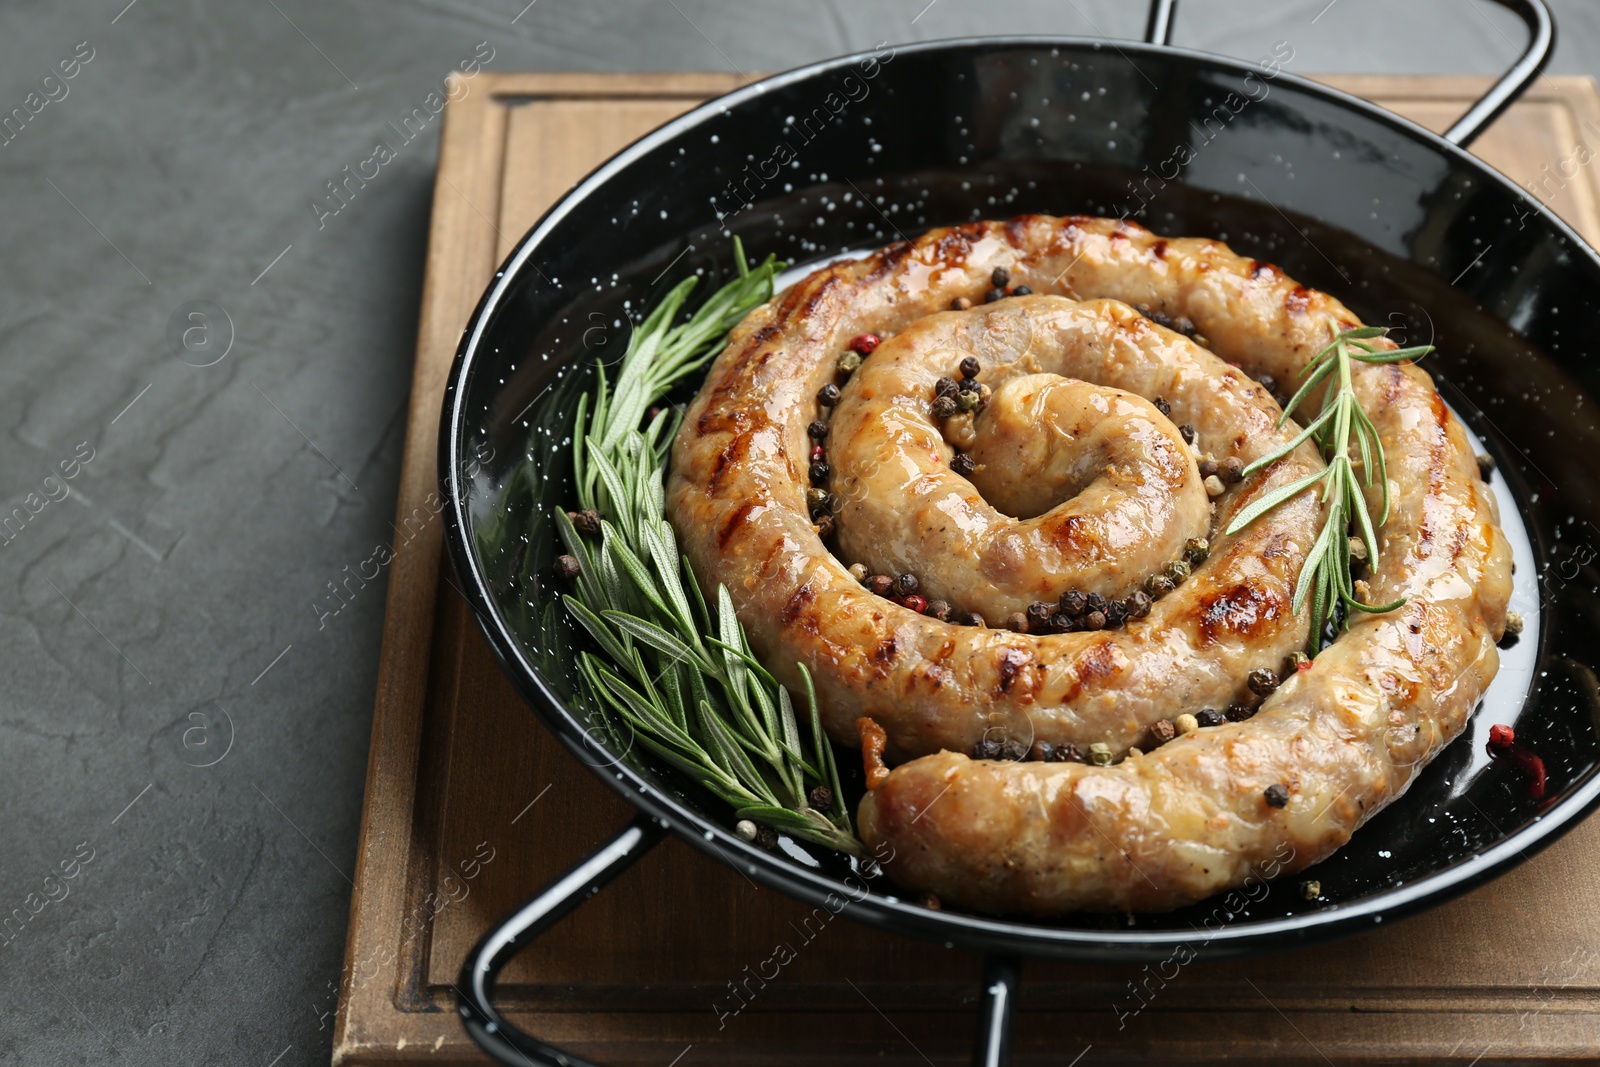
<box><xmin>1225</xmin><ymin>325</ymin><xmax>1433</xmax><ymax>653</ymax></box>
<box><xmin>557</xmin><ymin>242</ymin><xmax>862</xmax><ymax>855</ymax></box>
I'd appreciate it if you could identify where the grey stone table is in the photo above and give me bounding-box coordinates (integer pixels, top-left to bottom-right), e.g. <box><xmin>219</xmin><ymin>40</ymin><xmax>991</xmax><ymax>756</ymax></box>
<box><xmin>2</xmin><ymin>1</ymin><xmax>1596</xmax><ymax>1064</ymax></box>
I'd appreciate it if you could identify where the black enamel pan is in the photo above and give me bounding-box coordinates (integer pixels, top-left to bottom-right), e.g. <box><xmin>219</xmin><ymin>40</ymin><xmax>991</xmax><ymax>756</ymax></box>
<box><xmin>440</xmin><ymin>1</ymin><xmax>1600</xmax><ymax>1061</ymax></box>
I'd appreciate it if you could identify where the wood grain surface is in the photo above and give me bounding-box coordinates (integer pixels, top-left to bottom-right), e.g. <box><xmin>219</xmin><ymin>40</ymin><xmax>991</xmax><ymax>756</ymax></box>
<box><xmin>332</xmin><ymin>72</ymin><xmax>1600</xmax><ymax>1066</ymax></box>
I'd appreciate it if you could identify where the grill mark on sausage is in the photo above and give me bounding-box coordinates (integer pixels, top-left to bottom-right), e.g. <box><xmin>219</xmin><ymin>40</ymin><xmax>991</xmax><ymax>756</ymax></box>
<box><xmin>996</xmin><ymin>647</ymin><xmax>1032</xmax><ymax>694</ymax></box>
<box><xmin>706</xmin><ymin>432</ymin><xmax>753</xmax><ymax>494</ymax></box>
<box><xmin>1285</xmin><ymin>286</ymin><xmax>1312</xmax><ymax>314</ymax></box>
<box><xmin>718</xmin><ymin>501</ymin><xmax>759</xmax><ymax>548</ymax></box>
<box><xmin>870</xmin><ymin>634</ymin><xmax>900</xmax><ymax>675</ymax></box>
<box><xmin>862</xmin><ymin>240</ymin><xmax>915</xmax><ymax>286</ymax></box>
<box><xmin>1058</xmin><ymin>639</ymin><xmax>1122</xmax><ymax>703</ymax></box>
<box><xmin>1194</xmin><ymin>579</ymin><xmax>1287</xmax><ymax>643</ymax></box>
<box><xmin>1150</xmin><ymin>239</ymin><xmax>1169</xmax><ymax>261</ymax></box>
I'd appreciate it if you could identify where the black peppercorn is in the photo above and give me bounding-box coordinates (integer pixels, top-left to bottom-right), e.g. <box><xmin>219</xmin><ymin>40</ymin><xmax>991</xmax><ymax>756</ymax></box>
<box><xmin>999</xmin><ymin>738</ymin><xmax>1029</xmax><ymax>762</ymax></box>
<box><xmin>1248</xmin><ymin>668</ymin><xmax>1280</xmax><ymax>696</ymax></box>
<box><xmin>568</xmin><ymin>508</ymin><xmax>603</xmax><ymax>534</ymax></box>
<box><xmin>1179</xmin><ymin>424</ymin><xmax>1196</xmax><ymax>445</ymax></box>
<box><xmin>1059</xmin><ymin>589</ymin><xmax>1088</xmax><ymax>616</ymax></box>
<box><xmin>1224</xmin><ymin>704</ymin><xmax>1255</xmax><ymax>722</ymax></box>
<box><xmin>1148</xmin><ymin>719</ymin><xmax>1177</xmax><ymax>746</ymax></box>
<box><xmin>935</xmin><ymin>376</ymin><xmax>960</xmax><ymax>398</ymax></box>
<box><xmin>813</xmin><ymin>513</ymin><xmax>835</xmax><ymax>538</ymax></box>
<box><xmin>1052</xmin><ymin>742</ymin><xmax>1086</xmax><ymax>763</ymax></box>
<box><xmin>1012</xmin><ymin>284</ymin><xmax>1033</xmax><ymax>296</ymax></box>
<box><xmin>1264</xmin><ymin>784</ymin><xmax>1290</xmax><ymax>809</ymax></box>
<box><xmin>554</xmin><ymin>554</ymin><xmax>581</xmax><ymax>580</ymax></box>
<box><xmin>931</xmin><ymin>395</ymin><xmax>959</xmax><ymax>419</ymax></box>
<box><xmin>959</xmin><ymin>356</ymin><xmax>981</xmax><ymax>379</ymax></box>
<box><xmin>868</xmin><ymin>574</ymin><xmax>894</xmax><ymax>597</ymax></box>
<box><xmin>956</xmin><ymin>375</ymin><xmax>980</xmax><ymax>394</ymax></box>
<box><xmin>1125</xmin><ymin>590</ymin><xmax>1153</xmax><ymax>618</ymax></box>
<box><xmin>1084</xmin><ymin>591</ymin><xmax>1108</xmax><ymax>615</ymax></box>
<box><xmin>1026</xmin><ymin>601</ymin><xmax>1053</xmax><ymax>628</ymax></box>
<box><xmin>817</xmin><ymin>383</ymin><xmax>840</xmax><ymax>406</ymax></box>
<box><xmin>809</xmin><ymin>461</ymin><xmax>830</xmax><ymax>485</ymax></box>
<box><xmin>1221</xmin><ymin>456</ymin><xmax>1245</xmax><ymax>483</ymax></box>
<box><xmin>1104</xmin><ymin>599</ymin><xmax>1129</xmax><ymax>627</ymax></box>
<box><xmin>1256</xmin><ymin>373</ymin><xmax>1278</xmax><ymax>395</ymax></box>
<box><xmin>1049</xmin><ymin>613</ymin><xmax>1076</xmax><ymax>634</ymax></box>
<box><xmin>1153</xmin><ymin>397</ymin><xmax>1171</xmax><ymax>417</ymax></box>
<box><xmin>807</xmin><ymin>419</ymin><xmax>829</xmax><ymax>440</ymax></box>
<box><xmin>755</xmin><ymin>824</ymin><xmax>779</xmax><ymax>849</ymax></box>
<box><xmin>1144</xmin><ymin>574</ymin><xmax>1175</xmax><ymax>598</ymax></box>
<box><xmin>807</xmin><ymin>785</ymin><xmax>834</xmax><ymax>812</ymax></box>
<box><xmin>895</xmin><ymin>572</ymin><xmax>919</xmax><ymax>596</ymax></box>
<box><xmin>956</xmin><ymin>611</ymin><xmax>986</xmax><ymax>627</ymax></box>
<box><xmin>984</xmin><ymin>287</ymin><xmax>1006</xmax><ymax>304</ymax></box>
<box><xmin>951</xmin><ymin>453</ymin><xmax>976</xmax><ymax>477</ymax></box>
<box><xmin>1195</xmin><ymin>708</ymin><xmax>1225</xmax><ymax>728</ymax></box>
<box><xmin>971</xmin><ymin>737</ymin><xmax>1002</xmax><ymax>760</ymax></box>
<box><xmin>1477</xmin><ymin>453</ymin><xmax>1496</xmax><ymax>480</ymax></box>
<box><xmin>926</xmin><ymin>599</ymin><xmax>951</xmax><ymax>621</ymax></box>
<box><xmin>1027</xmin><ymin>740</ymin><xmax>1055</xmax><ymax>762</ymax></box>
<box><xmin>991</xmin><ymin>266</ymin><xmax>1010</xmax><ymax>288</ymax></box>
<box><xmin>1198</xmin><ymin>458</ymin><xmax>1219</xmax><ymax>479</ymax></box>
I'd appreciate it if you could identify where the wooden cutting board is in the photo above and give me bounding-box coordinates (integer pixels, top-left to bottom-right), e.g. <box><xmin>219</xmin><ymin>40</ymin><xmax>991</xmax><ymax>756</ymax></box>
<box><xmin>332</xmin><ymin>72</ymin><xmax>1600</xmax><ymax>1066</ymax></box>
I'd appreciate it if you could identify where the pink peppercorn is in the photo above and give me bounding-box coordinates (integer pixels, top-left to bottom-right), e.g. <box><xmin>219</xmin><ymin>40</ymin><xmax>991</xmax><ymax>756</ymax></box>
<box><xmin>848</xmin><ymin>333</ymin><xmax>880</xmax><ymax>355</ymax></box>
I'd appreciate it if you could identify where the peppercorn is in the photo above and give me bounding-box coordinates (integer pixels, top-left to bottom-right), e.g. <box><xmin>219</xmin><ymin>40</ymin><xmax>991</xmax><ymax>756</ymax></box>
<box><xmin>1179</xmin><ymin>424</ymin><xmax>1197</xmax><ymax>445</ymax></box>
<box><xmin>807</xmin><ymin>419</ymin><xmax>829</xmax><ymax>440</ymax></box>
<box><xmin>811</xmin><ymin>444</ymin><xmax>826</xmax><ymax>462</ymax></box>
<box><xmin>1166</xmin><ymin>559</ymin><xmax>1191</xmax><ymax>582</ymax></box>
<box><xmin>971</xmin><ymin>738</ymin><xmax>1003</xmax><ymax>760</ymax></box>
<box><xmin>1049</xmin><ymin>612</ymin><xmax>1076</xmax><ymax>634</ymax></box>
<box><xmin>1288</xmin><ymin>650</ymin><xmax>1311</xmax><ymax>673</ymax></box>
<box><xmin>1006</xmin><ymin>611</ymin><xmax>1029</xmax><ymax>633</ymax></box>
<box><xmin>1184</xmin><ymin>537</ymin><xmax>1210</xmax><ymax>566</ymax></box>
<box><xmin>808</xmin><ymin>785</ymin><xmax>834</xmax><ymax>812</ymax></box>
<box><xmin>1012</xmin><ymin>284</ymin><xmax>1033</xmax><ymax>296</ymax></box>
<box><xmin>848</xmin><ymin>332</ymin><xmax>880</xmax><ymax>355</ymax></box>
<box><xmin>568</xmin><ymin>508</ymin><xmax>603</xmax><ymax>534</ymax></box>
<box><xmin>1083</xmin><ymin>609</ymin><xmax>1107</xmax><ymax>631</ymax></box>
<box><xmin>1489</xmin><ymin>723</ymin><xmax>1516</xmax><ymax>749</ymax></box>
<box><xmin>735</xmin><ymin>819</ymin><xmax>758</xmax><ymax>842</ymax></box>
<box><xmin>1504</xmin><ymin>611</ymin><xmax>1525</xmax><ymax>636</ymax></box>
<box><xmin>984</xmin><ymin>287</ymin><xmax>1006</xmax><ymax>303</ymax></box>
<box><xmin>810</xmin><ymin>461</ymin><xmax>831</xmax><ymax>484</ymax></box>
<box><xmin>918</xmin><ymin>892</ymin><xmax>942</xmax><ymax>910</ymax></box>
<box><xmin>931</xmin><ymin>394</ymin><xmax>959</xmax><ymax>420</ymax></box>
<box><xmin>999</xmin><ymin>738</ymin><xmax>1029</xmax><ymax>762</ymax></box>
<box><xmin>1028</xmin><ymin>740</ymin><xmax>1055</xmax><ymax>762</ymax></box>
<box><xmin>957</xmin><ymin>611</ymin><xmax>987</xmax><ymax>627</ymax></box>
<box><xmin>1026</xmin><ymin>601</ymin><xmax>1053</xmax><ymax>628</ymax></box>
<box><xmin>849</xmin><ymin>563</ymin><xmax>868</xmax><ymax>584</ymax></box>
<box><xmin>1477</xmin><ymin>452</ymin><xmax>1496</xmax><ymax>480</ymax></box>
<box><xmin>1263</xmin><ymin>784</ymin><xmax>1290</xmax><ymax>809</ymax></box>
<box><xmin>1174</xmin><ymin>712</ymin><xmax>1200</xmax><ymax>734</ymax></box>
<box><xmin>935</xmin><ymin>376</ymin><xmax>960</xmax><ymax>398</ymax></box>
<box><xmin>1084</xmin><ymin>591</ymin><xmax>1108</xmax><ymax>615</ymax></box>
<box><xmin>1198</xmin><ymin>457</ymin><xmax>1219</xmax><ymax>479</ymax></box>
<box><xmin>1248</xmin><ymin>667</ymin><xmax>1280</xmax><ymax>696</ymax></box>
<box><xmin>1103</xmin><ymin>599</ymin><xmax>1129</xmax><ymax>627</ymax></box>
<box><xmin>894</xmin><ymin>572</ymin><xmax>919</xmax><ymax>596</ymax></box>
<box><xmin>1056</xmin><ymin>591</ymin><xmax>1084</xmax><ymax>617</ymax></box>
<box><xmin>1225</xmin><ymin>704</ymin><xmax>1255</xmax><ymax>722</ymax></box>
<box><xmin>1204</xmin><ymin>475</ymin><xmax>1226</xmax><ymax>498</ymax></box>
<box><xmin>956</xmin><ymin>390</ymin><xmax>981</xmax><ymax>413</ymax></box>
<box><xmin>1126</xmin><ymin>591</ymin><xmax>1153</xmax><ymax>619</ymax></box>
<box><xmin>1221</xmin><ymin>456</ymin><xmax>1245</xmax><ymax>482</ymax></box>
<box><xmin>956</xmin><ymin>375</ymin><xmax>981</xmax><ymax>394</ymax></box>
<box><xmin>814</xmin><ymin>513</ymin><xmax>835</xmax><ymax>538</ymax></box>
<box><xmin>1053</xmin><ymin>742</ymin><xmax>1086</xmax><ymax>763</ymax></box>
<box><xmin>926</xmin><ymin>599</ymin><xmax>951</xmax><ymax>621</ymax></box>
<box><xmin>1144</xmin><ymin>574</ymin><xmax>1175</xmax><ymax>598</ymax></box>
<box><xmin>806</xmin><ymin>487</ymin><xmax>829</xmax><ymax>510</ymax></box>
<box><xmin>902</xmin><ymin>594</ymin><xmax>928</xmax><ymax>615</ymax></box>
<box><xmin>1196</xmin><ymin>708</ymin><xmax>1225</xmax><ymax>728</ymax></box>
<box><xmin>817</xmin><ymin>383</ymin><xmax>840</xmax><ymax>406</ymax></box>
<box><xmin>1088</xmin><ymin>742</ymin><xmax>1113</xmax><ymax>766</ymax></box>
<box><xmin>555</xmin><ymin>554</ymin><xmax>582</xmax><ymax>580</ymax></box>
<box><xmin>1148</xmin><ymin>719</ymin><xmax>1177</xmax><ymax>746</ymax></box>
<box><xmin>1299</xmin><ymin>880</ymin><xmax>1321</xmax><ymax>901</ymax></box>
<box><xmin>951</xmin><ymin>296</ymin><xmax>973</xmax><ymax>311</ymax></box>
<box><xmin>959</xmin><ymin>355</ymin><xmax>981</xmax><ymax>380</ymax></box>
<box><xmin>1153</xmin><ymin>397</ymin><xmax>1171</xmax><ymax>417</ymax></box>
<box><xmin>991</xmin><ymin>266</ymin><xmax>1010</xmax><ymax>288</ymax></box>
<box><xmin>838</xmin><ymin>352</ymin><xmax>862</xmax><ymax>375</ymax></box>
<box><xmin>951</xmin><ymin>453</ymin><xmax>976</xmax><ymax>476</ymax></box>
<box><xmin>755</xmin><ymin>824</ymin><xmax>779</xmax><ymax>849</ymax></box>
<box><xmin>869</xmin><ymin>574</ymin><xmax>894</xmax><ymax>597</ymax></box>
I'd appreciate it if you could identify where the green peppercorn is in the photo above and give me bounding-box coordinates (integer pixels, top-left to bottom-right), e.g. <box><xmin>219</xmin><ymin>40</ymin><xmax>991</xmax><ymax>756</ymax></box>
<box><xmin>1144</xmin><ymin>573</ymin><xmax>1175</xmax><ymax>598</ymax></box>
<box><xmin>1088</xmin><ymin>742</ymin><xmax>1113</xmax><ymax>766</ymax></box>
<box><xmin>837</xmin><ymin>352</ymin><xmax>862</xmax><ymax>375</ymax></box>
<box><xmin>1184</xmin><ymin>537</ymin><xmax>1210</xmax><ymax>566</ymax></box>
<box><xmin>957</xmin><ymin>390</ymin><xmax>981</xmax><ymax>412</ymax></box>
<box><xmin>1166</xmin><ymin>558</ymin><xmax>1191</xmax><ymax>582</ymax></box>
<box><xmin>806</xmin><ymin>487</ymin><xmax>829</xmax><ymax>510</ymax></box>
